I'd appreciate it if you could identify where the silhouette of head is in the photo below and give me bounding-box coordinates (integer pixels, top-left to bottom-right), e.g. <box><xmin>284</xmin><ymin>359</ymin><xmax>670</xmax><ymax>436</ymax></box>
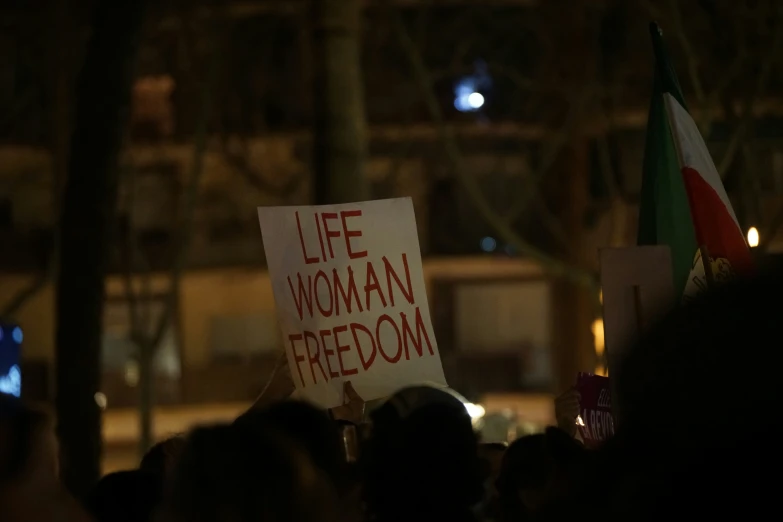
<box><xmin>86</xmin><ymin>470</ymin><xmax>162</xmax><ymax>522</ymax></box>
<box><xmin>496</xmin><ymin>427</ymin><xmax>585</xmax><ymax>520</ymax></box>
<box><xmin>365</xmin><ymin>387</ymin><xmax>483</xmax><ymax>520</ymax></box>
<box><xmin>234</xmin><ymin>401</ymin><xmax>346</xmax><ymax>490</ymax></box>
<box><xmin>165</xmin><ymin>421</ymin><xmax>338</xmax><ymax>522</ymax></box>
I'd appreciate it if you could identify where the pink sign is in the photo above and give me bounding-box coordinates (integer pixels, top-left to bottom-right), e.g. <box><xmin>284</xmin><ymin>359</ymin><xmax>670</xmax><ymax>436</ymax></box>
<box><xmin>576</xmin><ymin>372</ymin><xmax>615</xmax><ymax>448</ymax></box>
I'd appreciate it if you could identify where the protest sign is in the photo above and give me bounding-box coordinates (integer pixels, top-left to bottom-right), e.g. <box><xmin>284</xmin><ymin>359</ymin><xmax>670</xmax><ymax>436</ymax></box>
<box><xmin>576</xmin><ymin>372</ymin><xmax>614</xmax><ymax>448</ymax></box>
<box><xmin>599</xmin><ymin>246</ymin><xmax>675</xmax><ymax>420</ymax></box>
<box><xmin>258</xmin><ymin>197</ymin><xmax>447</xmax><ymax>408</ymax></box>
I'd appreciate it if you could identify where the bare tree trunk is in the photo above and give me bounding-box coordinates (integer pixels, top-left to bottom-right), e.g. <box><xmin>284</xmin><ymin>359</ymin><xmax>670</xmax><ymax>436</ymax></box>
<box><xmin>134</xmin><ymin>21</ymin><xmax>220</xmax><ymax>457</ymax></box>
<box><xmin>137</xmin><ymin>338</ymin><xmax>155</xmax><ymax>454</ymax></box>
<box><xmin>55</xmin><ymin>0</ymin><xmax>146</xmax><ymax>498</ymax></box>
<box><xmin>311</xmin><ymin>0</ymin><xmax>368</xmax><ymax>204</ymax></box>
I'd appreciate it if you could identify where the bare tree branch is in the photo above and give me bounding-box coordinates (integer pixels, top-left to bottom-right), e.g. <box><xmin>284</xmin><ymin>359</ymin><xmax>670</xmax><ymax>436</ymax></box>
<box><xmin>122</xmin><ymin>165</ymin><xmax>142</xmax><ymax>343</ymax></box>
<box><xmin>503</xmin><ymin>86</ymin><xmax>597</xmax><ymax>224</ymax></box>
<box><xmin>717</xmin><ymin>22</ymin><xmax>782</xmax><ymax>176</ymax></box>
<box><xmin>666</xmin><ymin>0</ymin><xmax>706</xmax><ymax>104</ymax></box>
<box><xmin>595</xmin><ymin>133</ymin><xmax>627</xmax><ymax>247</ymax></box>
<box><xmin>392</xmin><ymin>8</ymin><xmax>596</xmax><ymax>289</ymax></box>
<box><xmin>641</xmin><ymin>0</ymin><xmax>747</xmax><ymax>135</ymax></box>
<box><xmin>1</xmin><ymin>273</ymin><xmax>50</xmax><ymax>319</ymax></box>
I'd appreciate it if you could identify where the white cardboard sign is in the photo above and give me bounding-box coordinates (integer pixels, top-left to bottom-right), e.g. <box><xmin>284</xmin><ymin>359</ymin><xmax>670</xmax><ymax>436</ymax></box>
<box><xmin>258</xmin><ymin>197</ymin><xmax>447</xmax><ymax>408</ymax></box>
<box><xmin>599</xmin><ymin>246</ymin><xmax>676</xmax><ymax>419</ymax></box>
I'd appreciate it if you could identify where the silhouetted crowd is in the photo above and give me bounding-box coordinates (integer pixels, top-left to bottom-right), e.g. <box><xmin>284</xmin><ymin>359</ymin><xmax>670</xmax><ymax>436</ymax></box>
<box><xmin>3</xmin><ymin>267</ymin><xmax>783</xmax><ymax>522</ymax></box>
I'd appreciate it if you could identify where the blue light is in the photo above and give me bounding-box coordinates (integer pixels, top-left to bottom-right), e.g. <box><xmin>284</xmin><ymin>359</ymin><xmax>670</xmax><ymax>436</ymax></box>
<box><xmin>11</xmin><ymin>327</ymin><xmax>23</xmax><ymax>344</ymax></box>
<box><xmin>480</xmin><ymin>236</ymin><xmax>497</xmax><ymax>252</ymax></box>
<box><xmin>454</xmin><ymin>62</ymin><xmax>492</xmax><ymax>113</ymax></box>
<box><xmin>454</xmin><ymin>77</ymin><xmax>485</xmax><ymax>113</ymax></box>
<box><xmin>0</xmin><ymin>364</ymin><xmax>21</xmax><ymax>397</ymax></box>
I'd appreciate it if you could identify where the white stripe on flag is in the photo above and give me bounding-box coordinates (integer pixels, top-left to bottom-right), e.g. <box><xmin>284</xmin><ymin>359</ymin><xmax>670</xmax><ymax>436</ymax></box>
<box><xmin>663</xmin><ymin>93</ymin><xmax>743</xmax><ymax>234</ymax></box>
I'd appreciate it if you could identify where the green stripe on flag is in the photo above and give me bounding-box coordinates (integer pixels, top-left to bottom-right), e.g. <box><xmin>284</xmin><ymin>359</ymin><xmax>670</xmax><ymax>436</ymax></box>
<box><xmin>637</xmin><ymin>23</ymin><xmax>699</xmax><ymax>296</ymax></box>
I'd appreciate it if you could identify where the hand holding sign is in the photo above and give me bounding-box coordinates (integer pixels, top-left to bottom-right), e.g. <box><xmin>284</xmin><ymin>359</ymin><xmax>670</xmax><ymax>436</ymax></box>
<box><xmin>554</xmin><ymin>387</ymin><xmax>581</xmax><ymax>438</ymax></box>
<box><xmin>330</xmin><ymin>381</ymin><xmax>366</xmax><ymax>424</ymax></box>
<box><xmin>258</xmin><ymin>198</ymin><xmax>447</xmax><ymax>409</ymax></box>
<box><xmin>250</xmin><ymin>351</ymin><xmax>296</xmax><ymax>410</ymax></box>
<box><xmin>575</xmin><ymin>373</ymin><xmax>615</xmax><ymax>449</ymax></box>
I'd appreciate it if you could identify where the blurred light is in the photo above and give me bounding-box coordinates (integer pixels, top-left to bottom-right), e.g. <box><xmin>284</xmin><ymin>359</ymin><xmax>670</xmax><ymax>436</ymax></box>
<box><xmin>124</xmin><ymin>360</ymin><xmax>139</xmax><ymax>387</ymax></box>
<box><xmin>576</xmin><ymin>415</ymin><xmax>585</xmax><ymax>427</ymax></box>
<box><xmin>480</xmin><ymin>236</ymin><xmax>497</xmax><ymax>252</ymax></box>
<box><xmin>591</xmin><ymin>318</ymin><xmax>604</xmax><ymax>357</ymax></box>
<box><xmin>467</xmin><ymin>92</ymin><xmax>484</xmax><ymax>109</ymax></box>
<box><xmin>454</xmin><ymin>77</ymin><xmax>485</xmax><ymax>113</ymax></box>
<box><xmin>11</xmin><ymin>327</ymin><xmax>22</xmax><ymax>344</ymax></box>
<box><xmin>94</xmin><ymin>392</ymin><xmax>108</xmax><ymax>410</ymax></box>
<box><xmin>747</xmin><ymin>226</ymin><xmax>759</xmax><ymax>248</ymax></box>
<box><xmin>465</xmin><ymin>402</ymin><xmax>486</xmax><ymax>420</ymax></box>
<box><xmin>0</xmin><ymin>365</ymin><xmax>21</xmax><ymax>397</ymax></box>
<box><xmin>454</xmin><ymin>65</ymin><xmax>491</xmax><ymax>113</ymax></box>
<box><xmin>454</xmin><ymin>91</ymin><xmax>485</xmax><ymax>112</ymax></box>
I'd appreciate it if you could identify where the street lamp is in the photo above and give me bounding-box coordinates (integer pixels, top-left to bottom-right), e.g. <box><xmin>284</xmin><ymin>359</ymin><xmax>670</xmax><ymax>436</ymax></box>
<box><xmin>747</xmin><ymin>226</ymin><xmax>760</xmax><ymax>248</ymax></box>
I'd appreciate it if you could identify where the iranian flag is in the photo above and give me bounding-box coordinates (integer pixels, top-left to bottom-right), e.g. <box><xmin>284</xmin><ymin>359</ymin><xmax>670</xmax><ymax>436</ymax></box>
<box><xmin>637</xmin><ymin>23</ymin><xmax>753</xmax><ymax>299</ymax></box>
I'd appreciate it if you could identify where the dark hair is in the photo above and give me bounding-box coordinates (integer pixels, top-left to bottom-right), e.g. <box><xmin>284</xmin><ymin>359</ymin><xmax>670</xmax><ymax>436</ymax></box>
<box><xmin>0</xmin><ymin>393</ymin><xmax>49</xmax><ymax>485</ymax></box>
<box><xmin>234</xmin><ymin>401</ymin><xmax>346</xmax><ymax>489</ymax></box>
<box><xmin>86</xmin><ymin>470</ymin><xmax>162</xmax><ymax>522</ymax></box>
<box><xmin>140</xmin><ymin>435</ymin><xmax>186</xmax><ymax>477</ymax></box>
<box><xmin>616</xmin><ymin>272</ymin><xmax>783</xmax><ymax>448</ymax></box>
<box><xmin>495</xmin><ymin>427</ymin><xmax>585</xmax><ymax>521</ymax></box>
<box><xmin>166</xmin><ymin>422</ymin><xmax>337</xmax><ymax>522</ymax></box>
<box><xmin>581</xmin><ymin>270</ymin><xmax>783</xmax><ymax>520</ymax></box>
<box><xmin>365</xmin><ymin>400</ymin><xmax>483</xmax><ymax>519</ymax></box>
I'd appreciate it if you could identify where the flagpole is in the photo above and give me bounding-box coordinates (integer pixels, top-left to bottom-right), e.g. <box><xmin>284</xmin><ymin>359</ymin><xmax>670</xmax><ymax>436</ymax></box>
<box><xmin>700</xmin><ymin>245</ymin><xmax>715</xmax><ymax>287</ymax></box>
<box><xmin>649</xmin><ymin>22</ymin><xmax>689</xmax><ymax>112</ymax></box>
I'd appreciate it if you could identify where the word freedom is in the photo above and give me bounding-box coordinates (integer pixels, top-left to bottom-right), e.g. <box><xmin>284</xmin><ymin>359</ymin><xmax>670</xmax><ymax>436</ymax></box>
<box><xmin>286</xmin><ymin>209</ymin><xmax>435</xmax><ymax>387</ymax></box>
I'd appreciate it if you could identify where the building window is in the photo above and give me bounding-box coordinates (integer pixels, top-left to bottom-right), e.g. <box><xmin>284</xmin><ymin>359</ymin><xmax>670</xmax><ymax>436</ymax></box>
<box><xmin>209</xmin><ymin>313</ymin><xmax>281</xmax><ymax>361</ymax></box>
<box><xmin>453</xmin><ymin>279</ymin><xmax>552</xmax><ymax>390</ymax></box>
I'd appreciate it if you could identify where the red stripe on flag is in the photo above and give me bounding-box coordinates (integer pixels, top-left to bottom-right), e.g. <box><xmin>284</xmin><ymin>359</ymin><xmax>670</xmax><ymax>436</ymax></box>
<box><xmin>681</xmin><ymin>167</ymin><xmax>754</xmax><ymax>275</ymax></box>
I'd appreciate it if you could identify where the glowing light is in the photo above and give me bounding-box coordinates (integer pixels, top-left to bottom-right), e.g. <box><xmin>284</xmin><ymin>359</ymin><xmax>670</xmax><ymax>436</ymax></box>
<box><xmin>124</xmin><ymin>360</ymin><xmax>139</xmax><ymax>387</ymax></box>
<box><xmin>591</xmin><ymin>318</ymin><xmax>604</xmax><ymax>357</ymax></box>
<box><xmin>747</xmin><ymin>226</ymin><xmax>759</xmax><ymax>248</ymax></box>
<box><xmin>454</xmin><ymin>91</ymin><xmax>485</xmax><ymax>111</ymax></box>
<box><xmin>480</xmin><ymin>236</ymin><xmax>497</xmax><ymax>252</ymax></box>
<box><xmin>11</xmin><ymin>327</ymin><xmax>22</xmax><ymax>344</ymax></box>
<box><xmin>454</xmin><ymin>78</ymin><xmax>486</xmax><ymax>112</ymax></box>
<box><xmin>0</xmin><ymin>364</ymin><xmax>21</xmax><ymax>397</ymax></box>
<box><xmin>94</xmin><ymin>392</ymin><xmax>108</xmax><ymax>410</ymax></box>
<box><xmin>465</xmin><ymin>403</ymin><xmax>486</xmax><ymax>420</ymax></box>
<box><xmin>467</xmin><ymin>92</ymin><xmax>484</xmax><ymax>109</ymax></box>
